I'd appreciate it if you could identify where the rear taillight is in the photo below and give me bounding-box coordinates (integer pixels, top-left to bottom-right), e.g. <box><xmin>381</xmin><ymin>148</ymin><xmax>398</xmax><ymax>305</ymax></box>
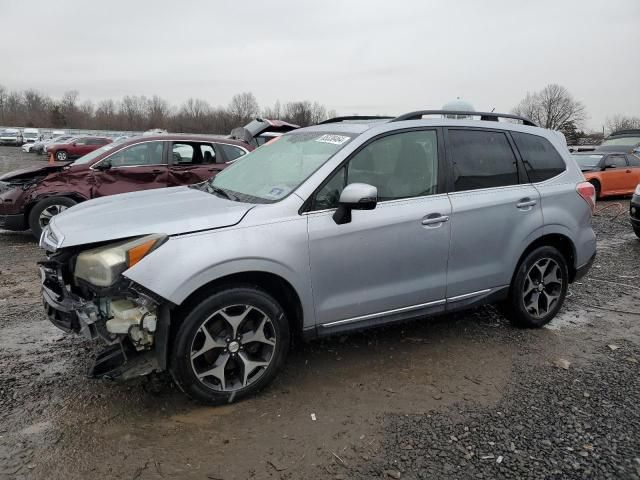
<box><xmin>576</xmin><ymin>182</ymin><xmax>596</xmax><ymax>213</ymax></box>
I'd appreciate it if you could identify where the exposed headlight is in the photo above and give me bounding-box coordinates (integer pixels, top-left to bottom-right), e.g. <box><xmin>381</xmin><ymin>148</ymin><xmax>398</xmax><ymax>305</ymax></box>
<box><xmin>635</xmin><ymin>184</ymin><xmax>640</xmax><ymax>196</ymax></box>
<box><xmin>74</xmin><ymin>234</ymin><xmax>167</xmax><ymax>287</ymax></box>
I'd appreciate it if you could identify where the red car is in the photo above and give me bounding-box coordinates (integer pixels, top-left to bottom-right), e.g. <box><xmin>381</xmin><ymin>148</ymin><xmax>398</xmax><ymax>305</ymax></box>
<box><xmin>47</xmin><ymin>136</ymin><xmax>113</xmax><ymax>161</ymax></box>
<box><xmin>0</xmin><ymin>134</ymin><xmax>251</xmax><ymax>238</ymax></box>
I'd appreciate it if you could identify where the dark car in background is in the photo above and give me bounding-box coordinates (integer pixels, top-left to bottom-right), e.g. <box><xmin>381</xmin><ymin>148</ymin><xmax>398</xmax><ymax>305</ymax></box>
<box><xmin>47</xmin><ymin>136</ymin><xmax>112</xmax><ymax>161</ymax></box>
<box><xmin>0</xmin><ymin>134</ymin><xmax>251</xmax><ymax>238</ymax></box>
<box><xmin>596</xmin><ymin>129</ymin><xmax>640</xmax><ymax>153</ymax></box>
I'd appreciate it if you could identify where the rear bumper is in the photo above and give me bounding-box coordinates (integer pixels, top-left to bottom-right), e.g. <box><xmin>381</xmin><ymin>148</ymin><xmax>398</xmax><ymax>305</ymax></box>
<box><xmin>0</xmin><ymin>213</ymin><xmax>27</xmax><ymax>231</ymax></box>
<box><xmin>574</xmin><ymin>252</ymin><xmax>596</xmax><ymax>282</ymax></box>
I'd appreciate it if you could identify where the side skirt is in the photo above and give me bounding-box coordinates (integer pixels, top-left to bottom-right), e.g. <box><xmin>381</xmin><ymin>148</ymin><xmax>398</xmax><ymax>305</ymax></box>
<box><xmin>306</xmin><ymin>286</ymin><xmax>510</xmax><ymax>339</ymax></box>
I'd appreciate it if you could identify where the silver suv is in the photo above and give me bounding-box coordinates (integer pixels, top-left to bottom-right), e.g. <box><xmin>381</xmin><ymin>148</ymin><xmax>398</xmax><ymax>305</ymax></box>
<box><xmin>39</xmin><ymin>110</ymin><xmax>597</xmax><ymax>403</ymax></box>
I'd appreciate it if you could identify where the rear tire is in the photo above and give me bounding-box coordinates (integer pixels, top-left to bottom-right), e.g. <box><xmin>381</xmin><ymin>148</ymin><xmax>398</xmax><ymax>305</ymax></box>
<box><xmin>505</xmin><ymin>246</ymin><xmax>569</xmax><ymax>328</ymax></box>
<box><xmin>588</xmin><ymin>179</ymin><xmax>601</xmax><ymax>200</ymax></box>
<box><xmin>55</xmin><ymin>150</ymin><xmax>68</xmax><ymax>161</ymax></box>
<box><xmin>28</xmin><ymin>196</ymin><xmax>77</xmax><ymax>239</ymax></box>
<box><xmin>170</xmin><ymin>286</ymin><xmax>290</xmax><ymax>404</ymax></box>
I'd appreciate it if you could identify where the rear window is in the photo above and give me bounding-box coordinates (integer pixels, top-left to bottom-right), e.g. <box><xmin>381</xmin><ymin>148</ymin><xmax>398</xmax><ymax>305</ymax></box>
<box><xmin>512</xmin><ymin>132</ymin><xmax>566</xmax><ymax>182</ymax></box>
<box><xmin>448</xmin><ymin>129</ymin><xmax>518</xmax><ymax>191</ymax></box>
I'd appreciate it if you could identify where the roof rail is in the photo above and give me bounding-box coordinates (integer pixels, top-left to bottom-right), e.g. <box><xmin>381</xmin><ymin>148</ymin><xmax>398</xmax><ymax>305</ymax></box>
<box><xmin>390</xmin><ymin>110</ymin><xmax>537</xmax><ymax>127</ymax></box>
<box><xmin>318</xmin><ymin>115</ymin><xmax>394</xmax><ymax>125</ymax></box>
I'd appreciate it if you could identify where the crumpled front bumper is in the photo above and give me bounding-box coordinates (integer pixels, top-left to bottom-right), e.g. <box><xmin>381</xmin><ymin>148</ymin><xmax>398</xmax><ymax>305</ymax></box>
<box><xmin>39</xmin><ymin>262</ymin><xmax>101</xmax><ymax>338</ymax></box>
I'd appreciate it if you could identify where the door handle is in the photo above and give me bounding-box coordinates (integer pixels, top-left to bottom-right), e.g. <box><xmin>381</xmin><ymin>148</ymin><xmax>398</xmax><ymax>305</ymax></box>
<box><xmin>421</xmin><ymin>214</ymin><xmax>450</xmax><ymax>226</ymax></box>
<box><xmin>151</xmin><ymin>169</ymin><xmax>163</xmax><ymax>174</ymax></box>
<box><xmin>516</xmin><ymin>199</ymin><xmax>537</xmax><ymax>209</ymax></box>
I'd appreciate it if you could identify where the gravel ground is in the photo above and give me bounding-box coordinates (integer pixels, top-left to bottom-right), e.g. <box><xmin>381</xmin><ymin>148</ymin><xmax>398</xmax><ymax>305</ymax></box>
<box><xmin>1</xmin><ymin>146</ymin><xmax>639</xmax><ymax>479</ymax></box>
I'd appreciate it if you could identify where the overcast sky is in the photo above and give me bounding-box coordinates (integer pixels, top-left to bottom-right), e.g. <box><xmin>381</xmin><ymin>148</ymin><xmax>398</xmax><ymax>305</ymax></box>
<box><xmin>2</xmin><ymin>0</ymin><xmax>638</xmax><ymax>130</ymax></box>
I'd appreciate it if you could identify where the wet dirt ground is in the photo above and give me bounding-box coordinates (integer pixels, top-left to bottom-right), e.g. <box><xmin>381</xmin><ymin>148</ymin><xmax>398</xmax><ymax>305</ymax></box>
<box><xmin>1</xmin><ymin>146</ymin><xmax>639</xmax><ymax>479</ymax></box>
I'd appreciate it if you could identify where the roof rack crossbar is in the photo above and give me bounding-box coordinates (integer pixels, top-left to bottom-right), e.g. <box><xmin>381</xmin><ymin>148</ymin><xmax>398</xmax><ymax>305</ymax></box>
<box><xmin>318</xmin><ymin>115</ymin><xmax>394</xmax><ymax>125</ymax></box>
<box><xmin>390</xmin><ymin>110</ymin><xmax>537</xmax><ymax>127</ymax></box>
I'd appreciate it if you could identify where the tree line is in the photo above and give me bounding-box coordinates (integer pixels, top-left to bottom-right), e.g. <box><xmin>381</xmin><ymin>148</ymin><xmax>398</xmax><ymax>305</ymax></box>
<box><xmin>512</xmin><ymin>83</ymin><xmax>639</xmax><ymax>144</ymax></box>
<box><xmin>1</xmin><ymin>83</ymin><xmax>636</xmax><ymax>141</ymax></box>
<box><xmin>0</xmin><ymin>87</ymin><xmax>336</xmax><ymax>134</ymax></box>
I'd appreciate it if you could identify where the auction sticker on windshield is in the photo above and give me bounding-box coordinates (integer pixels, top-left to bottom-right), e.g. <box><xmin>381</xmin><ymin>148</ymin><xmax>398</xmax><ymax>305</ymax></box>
<box><xmin>315</xmin><ymin>134</ymin><xmax>350</xmax><ymax>145</ymax></box>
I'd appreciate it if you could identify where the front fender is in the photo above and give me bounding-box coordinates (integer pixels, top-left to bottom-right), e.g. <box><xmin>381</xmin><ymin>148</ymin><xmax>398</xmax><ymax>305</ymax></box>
<box><xmin>123</xmin><ymin>217</ymin><xmax>316</xmax><ymax>327</ymax></box>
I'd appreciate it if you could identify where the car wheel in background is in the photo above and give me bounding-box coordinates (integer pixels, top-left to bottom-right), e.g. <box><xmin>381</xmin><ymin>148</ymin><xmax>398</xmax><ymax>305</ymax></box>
<box><xmin>28</xmin><ymin>196</ymin><xmax>77</xmax><ymax>239</ymax></box>
<box><xmin>505</xmin><ymin>246</ymin><xmax>569</xmax><ymax>328</ymax></box>
<box><xmin>588</xmin><ymin>179</ymin><xmax>601</xmax><ymax>200</ymax></box>
<box><xmin>170</xmin><ymin>286</ymin><xmax>290</xmax><ymax>404</ymax></box>
<box><xmin>55</xmin><ymin>150</ymin><xmax>68</xmax><ymax>161</ymax></box>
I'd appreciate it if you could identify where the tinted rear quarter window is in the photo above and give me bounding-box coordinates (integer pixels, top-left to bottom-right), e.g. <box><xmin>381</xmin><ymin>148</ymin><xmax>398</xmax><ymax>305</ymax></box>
<box><xmin>448</xmin><ymin>129</ymin><xmax>518</xmax><ymax>191</ymax></box>
<box><xmin>220</xmin><ymin>143</ymin><xmax>247</xmax><ymax>161</ymax></box>
<box><xmin>627</xmin><ymin>155</ymin><xmax>640</xmax><ymax>167</ymax></box>
<box><xmin>512</xmin><ymin>132</ymin><xmax>566</xmax><ymax>182</ymax></box>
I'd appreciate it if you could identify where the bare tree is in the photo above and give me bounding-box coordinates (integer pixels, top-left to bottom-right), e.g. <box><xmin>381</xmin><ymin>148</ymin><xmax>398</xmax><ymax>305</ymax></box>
<box><xmin>262</xmin><ymin>100</ymin><xmax>281</xmax><ymax>119</ymax></box>
<box><xmin>228</xmin><ymin>92</ymin><xmax>259</xmax><ymax>124</ymax></box>
<box><xmin>513</xmin><ymin>84</ymin><xmax>586</xmax><ymax>130</ymax></box>
<box><xmin>22</xmin><ymin>89</ymin><xmax>49</xmax><ymax>126</ymax></box>
<box><xmin>120</xmin><ymin>95</ymin><xmax>148</xmax><ymax>130</ymax></box>
<box><xmin>95</xmin><ymin>99</ymin><xmax>119</xmax><ymax>130</ymax></box>
<box><xmin>146</xmin><ymin>95</ymin><xmax>171</xmax><ymax>129</ymax></box>
<box><xmin>605</xmin><ymin>114</ymin><xmax>640</xmax><ymax>134</ymax></box>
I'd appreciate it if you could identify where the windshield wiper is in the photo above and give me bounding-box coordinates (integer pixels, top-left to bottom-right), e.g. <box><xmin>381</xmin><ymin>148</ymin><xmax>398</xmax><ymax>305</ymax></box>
<box><xmin>207</xmin><ymin>184</ymin><xmax>238</xmax><ymax>201</ymax></box>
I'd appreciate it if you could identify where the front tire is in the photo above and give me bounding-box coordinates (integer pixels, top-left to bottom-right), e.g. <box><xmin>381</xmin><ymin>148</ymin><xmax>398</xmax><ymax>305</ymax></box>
<box><xmin>505</xmin><ymin>246</ymin><xmax>569</xmax><ymax>328</ymax></box>
<box><xmin>55</xmin><ymin>150</ymin><xmax>68</xmax><ymax>161</ymax></box>
<box><xmin>28</xmin><ymin>196</ymin><xmax>77</xmax><ymax>239</ymax></box>
<box><xmin>170</xmin><ymin>286</ymin><xmax>290</xmax><ymax>404</ymax></box>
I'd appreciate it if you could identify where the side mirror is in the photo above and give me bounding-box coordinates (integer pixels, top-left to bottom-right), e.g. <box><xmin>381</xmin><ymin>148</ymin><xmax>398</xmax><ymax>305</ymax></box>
<box><xmin>332</xmin><ymin>183</ymin><xmax>377</xmax><ymax>225</ymax></box>
<box><xmin>95</xmin><ymin>161</ymin><xmax>111</xmax><ymax>171</ymax></box>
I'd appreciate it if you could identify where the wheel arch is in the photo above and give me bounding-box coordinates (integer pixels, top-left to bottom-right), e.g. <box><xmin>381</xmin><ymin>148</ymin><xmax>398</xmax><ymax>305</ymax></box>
<box><xmin>512</xmin><ymin>233</ymin><xmax>577</xmax><ymax>284</ymax></box>
<box><xmin>170</xmin><ymin>270</ymin><xmax>305</xmax><ymax>347</ymax></box>
<box><xmin>24</xmin><ymin>192</ymin><xmax>88</xmax><ymax>221</ymax></box>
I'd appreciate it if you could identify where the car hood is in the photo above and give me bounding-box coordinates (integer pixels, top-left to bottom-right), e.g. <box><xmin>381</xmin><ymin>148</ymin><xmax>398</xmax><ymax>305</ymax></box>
<box><xmin>50</xmin><ymin>186</ymin><xmax>255</xmax><ymax>248</ymax></box>
<box><xmin>0</xmin><ymin>162</ymin><xmax>71</xmax><ymax>181</ymax></box>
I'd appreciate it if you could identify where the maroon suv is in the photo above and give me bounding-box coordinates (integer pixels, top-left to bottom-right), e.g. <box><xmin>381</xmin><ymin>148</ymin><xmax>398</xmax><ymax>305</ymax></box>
<box><xmin>0</xmin><ymin>134</ymin><xmax>251</xmax><ymax>238</ymax></box>
<box><xmin>47</xmin><ymin>136</ymin><xmax>113</xmax><ymax>161</ymax></box>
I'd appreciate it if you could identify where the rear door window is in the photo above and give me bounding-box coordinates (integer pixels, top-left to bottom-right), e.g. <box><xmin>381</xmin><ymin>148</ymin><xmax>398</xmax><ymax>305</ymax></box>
<box><xmin>511</xmin><ymin>132</ymin><xmax>566</xmax><ymax>182</ymax></box>
<box><xmin>605</xmin><ymin>155</ymin><xmax>628</xmax><ymax>168</ymax></box>
<box><xmin>448</xmin><ymin>129</ymin><xmax>518</xmax><ymax>191</ymax></box>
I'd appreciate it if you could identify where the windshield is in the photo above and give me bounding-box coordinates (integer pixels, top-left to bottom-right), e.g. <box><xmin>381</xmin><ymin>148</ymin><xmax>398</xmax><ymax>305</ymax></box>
<box><xmin>71</xmin><ymin>143</ymin><xmax>118</xmax><ymax>165</ymax></box>
<box><xmin>24</xmin><ymin>132</ymin><xmax>38</xmax><ymax>137</ymax></box>
<box><xmin>601</xmin><ymin>136</ymin><xmax>640</xmax><ymax>146</ymax></box>
<box><xmin>210</xmin><ymin>132</ymin><xmax>354</xmax><ymax>203</ymax></box>
<box><xmin>572</xmin><ymin>154</ymin><xmax>603</xmax><ymax>168</ymax></box>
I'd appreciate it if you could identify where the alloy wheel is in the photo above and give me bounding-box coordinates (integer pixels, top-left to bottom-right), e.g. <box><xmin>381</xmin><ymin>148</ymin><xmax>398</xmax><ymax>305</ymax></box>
<box><xmin>522</xmin><ymin>258</ymin><xmax>563</xmax><ymax>318</ymax></box>
<box><xmin>190</xmin><ymin>304</ymin><xmax>277</xmax><ymax>392</ymax></box>
<box><xmin>38</xmin><ymin>204</ymin><xmax>68</xmax><ymax>228</ymax></box>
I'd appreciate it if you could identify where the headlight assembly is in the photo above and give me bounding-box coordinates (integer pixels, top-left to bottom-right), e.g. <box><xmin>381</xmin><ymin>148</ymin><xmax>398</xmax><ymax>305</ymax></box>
<box><xmin>74</xmin><ymin>234</ymin><xmax>167</xmax><ymax>287</ymax></box>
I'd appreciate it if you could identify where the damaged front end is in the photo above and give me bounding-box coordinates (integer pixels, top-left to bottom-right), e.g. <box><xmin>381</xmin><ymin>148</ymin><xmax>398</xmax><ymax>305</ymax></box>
<box><xmin>39</xmin><ymin>231</ymin><xmax>171</xmax><ymax>380</ymax></box>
